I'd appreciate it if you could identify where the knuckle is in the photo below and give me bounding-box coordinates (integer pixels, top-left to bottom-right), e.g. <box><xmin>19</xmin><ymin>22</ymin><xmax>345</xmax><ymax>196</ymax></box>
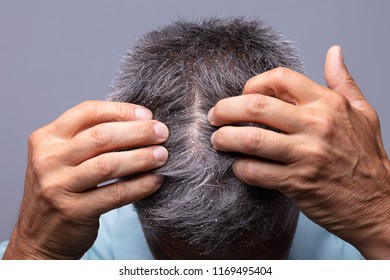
<box><xmin>271</xmin><ymin>67</ymin><xmax>291</xmax><ymax>82</ymax></box>
<box><xmin>241</xmin><ymin>131</ymin><xmax>262</xmax><ymax>152</ymax></box>
<box><xmin>296</xmin><ymin>165</ymin><xmax>321</xmax><ymax>185</ymax></box>
<box><xmin>133</xmin><ymin>149</ymin><xmax>151</xmax><ymax>167</ymax></box>
<box><xmin>369</xmin><ymin>109</ymin><xmax>380</xmax><ymax>127</ymax></box>
<box><xmin>108</xmin><ymin>184</ymin><xmax>128</xmax><ymax>207</ymax></box>
<box><xmin>31</xmin><ymin>151</ymin><xmax>57</xmax><ymax>175</ymax></box>
<box><xmin>95</xmin><ymin>156</ymin><xmax>116</xmax><ymax>179</ymax></box>
<box><xmin>89</xmin><ymin>125</ymin><xmax>110</xmax><ymax>148</ymax></box>
<box><xmin>28</xmin><ymin>130</ymin><xmax>40</xmax><ymax>146</ymax></box>
<box><xmin>310</xmin><ymin>144</ymin><xmax>329</xmax><ymax>163</ymax></box>
<box><xmin>331</xmin><ymin>94</ymin><xmax>350</xmax><ymax>113</ymax></box>
<box><xmin>136</xmin><ymin>177</ymin><xmax>155</xmax><ymax>198</ymax></box>
<box><xmin>77</xmin><ymin>100</ymin><xmax>102</xmax><ymax>124</ymax></box>
<box><xmin>31</xmin><ymin>153</ymin><xmax>47</xmax><ymax>173</ymax></box>
<box><xmin>317</xmin><ymin>114</ymin><xmax>337</xmax><ymax>138</ymax></box>
<box><xmin>112</xmin><ymin>102</ymin><xmax>132</xmax><ymax>121</ymax></box>
<box><xmin>78</xmin><ymin>101</ymin><xmax>133</xmax><ymax>121</ymax></box>
<box><xmin>243</xmin><ymin>170</ymin><xmax>260</xmax><ymax>186</ymax></box>
<box><xmin>79</xmin><ymin>100</ymin><xmax>97</xmax><ymax>116</ymax></box>
<box><xmin>137</xmin><ymin>121</ymin><xmax>154</xmax><ymax>141</ymax></box>
<box><xmin>28</xmin><ymin>127</ymin><xmax>47</xmax><ymax>147</ymax></box>
<box><xmin>306</xmin><ymin>112</ymin><xmax>337</xmax><ymax>139</ymax></box>
<box><xmin>38</xmin><ymin>181</ymin><xmax>68</xmax><ymax>212</ymax></box>
<box><xmin>236</xmin><ymin>161</ymin><xmax>260</xmax><ymax>186</ymax></box>
<box><xmin>247</xmin><ymin>95</ymin><xmax>266</xmax><ymax>116</ymax></box>
<box><xmin>39</xmin><ymin>181</ymin><xmax>58</xmax><ymax>202</ymax></box>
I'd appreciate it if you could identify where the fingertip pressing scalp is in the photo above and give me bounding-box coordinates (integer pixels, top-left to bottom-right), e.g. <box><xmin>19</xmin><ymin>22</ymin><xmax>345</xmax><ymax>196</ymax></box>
<box><xmin>107</xmin><ymin>17</ymin><xmax>303</xmax><ymax>256</ymax></box>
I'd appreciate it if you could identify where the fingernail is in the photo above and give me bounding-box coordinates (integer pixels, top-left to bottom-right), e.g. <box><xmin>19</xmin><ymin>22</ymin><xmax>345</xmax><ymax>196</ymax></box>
<box><xmin>153</xmin><ymin>146</ymin><xmax>168</xmax><ymax>162</ymax></box>
<box><xmin>208</xmin><ymin>107</ymin><xmax>215</xmax><ymax>123</ymax></box>
<box><xmin>135</xmin><ymin>107</ymin><xmax>153</xmax><ymax>120</ymax></box>
<box><xmin>154</xmin><ymin>122</ymin><xmax>169</xmax><ymax>139</ymax></box>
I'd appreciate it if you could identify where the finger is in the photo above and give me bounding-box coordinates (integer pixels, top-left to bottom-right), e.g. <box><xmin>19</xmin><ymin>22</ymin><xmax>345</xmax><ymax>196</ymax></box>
<box><xmin>233</xmin><ymin>158</ymin><xmax>291</xmax><ymax>190</ymax></box>
<box><xmin>208</xmin><ymin>94</ymin><xmax>305</xmax><ymax>133</ymax></box>
<box><xmin>211</xmin><ymin>126</ymin><xmax>297</xmax><ymax>163</ymax></box>
<box><xmin>324</xmin><ymin>45</ymin><xmax>345</xmax><ymax>90</ymax></box>
<box><xmin>77</xmin><ymin>173</ymin><xmax>164</xmax><ymax>217</ymax></box>
<box><xmin>242</xmin><ymin>67</ymin><xmax>327</xmax><ymax>105</ymax></box>
<box><xmin>69</xmin><ymin>146</ymin><xmax>168</xmax><ymax>191</ymax></box>
<box><xmin>324</xmin><ymin>45</ymin><xmax>374</xmax><ymax>114</ymax></box>
<box><xmin>50</xmin><ymin>101</ymin><xmax>153</xmax><ymax>138</ymax></box>
<box><xmin>66</xmin><ymin>120</ymin><xmax>169</xmax><ymax>164</ymax></box>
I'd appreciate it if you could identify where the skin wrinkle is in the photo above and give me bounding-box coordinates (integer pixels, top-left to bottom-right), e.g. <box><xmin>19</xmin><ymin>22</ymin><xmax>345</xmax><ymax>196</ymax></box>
<box><xmin>107</xmin><ymin>17</ymin><xmax>304</xmax><ymax>259</ymax></box>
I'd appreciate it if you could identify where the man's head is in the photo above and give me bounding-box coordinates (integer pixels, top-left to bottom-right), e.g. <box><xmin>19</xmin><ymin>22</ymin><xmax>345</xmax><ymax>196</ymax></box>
<box><xmin>108</xmin><ymin>17</ymin><xmax>303</xmax><ymax>259</ymax></box>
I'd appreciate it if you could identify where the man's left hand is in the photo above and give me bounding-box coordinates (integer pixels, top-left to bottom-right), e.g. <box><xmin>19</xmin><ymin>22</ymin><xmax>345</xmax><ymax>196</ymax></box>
<box><xmin>208</xmin><ymin>46</ymin><xmax>390</xmax><ymax>259</ymax></box>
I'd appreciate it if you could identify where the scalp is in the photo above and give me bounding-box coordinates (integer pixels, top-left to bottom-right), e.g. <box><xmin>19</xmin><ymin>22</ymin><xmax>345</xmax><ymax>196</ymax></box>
<box><xmin>107</xmin><ymin>17</ymin><xmax>302</xmax><ymax>255</ymax></box>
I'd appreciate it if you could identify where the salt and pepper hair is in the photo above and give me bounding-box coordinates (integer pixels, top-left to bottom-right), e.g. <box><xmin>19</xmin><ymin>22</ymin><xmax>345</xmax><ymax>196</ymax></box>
<box><xmin>107</xmin><ymin>17</ymin><xmax>303</xmax><ymax>256</ymax></box>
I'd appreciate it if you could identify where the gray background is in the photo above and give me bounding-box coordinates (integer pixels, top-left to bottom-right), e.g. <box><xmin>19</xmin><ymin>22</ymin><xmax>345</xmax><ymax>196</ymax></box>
<box><xmin>0</xmin><ymin>0</ymin><xmax>389</xmax><ymax>242</ymax></box>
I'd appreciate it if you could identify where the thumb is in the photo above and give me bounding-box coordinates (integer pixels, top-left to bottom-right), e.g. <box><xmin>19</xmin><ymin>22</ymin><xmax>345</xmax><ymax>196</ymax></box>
<box><xmin>324</xmin><ymin>45</ymin><xmax>367</xmax><ymax>110</ymax></box>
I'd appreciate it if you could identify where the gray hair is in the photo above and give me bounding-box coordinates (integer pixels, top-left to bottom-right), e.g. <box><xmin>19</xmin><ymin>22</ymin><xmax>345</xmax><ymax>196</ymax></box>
<box><xmin>107</xmin><ymin>17</ymin><xmax>303</xmax><ymax>257</ymax></box>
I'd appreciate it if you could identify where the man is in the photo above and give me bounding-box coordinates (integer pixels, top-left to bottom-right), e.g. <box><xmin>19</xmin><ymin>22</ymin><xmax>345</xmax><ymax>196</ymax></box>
<box><xmin>107</xmin><ymin>17</ymin><xmax>302</xmax><ymax>259</ymax></box>
<box><xmin>1</xmin><ymin>17</ymin><xmax>389</xmax><ymax>259</ymax></box>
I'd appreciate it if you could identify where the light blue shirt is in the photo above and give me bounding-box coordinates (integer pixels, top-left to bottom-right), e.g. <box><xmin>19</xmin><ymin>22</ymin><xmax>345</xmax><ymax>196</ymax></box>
<box><xmin>0</xmin><ymin>204</ymin><xmax>364</xmax><ymax>260</ymax></box>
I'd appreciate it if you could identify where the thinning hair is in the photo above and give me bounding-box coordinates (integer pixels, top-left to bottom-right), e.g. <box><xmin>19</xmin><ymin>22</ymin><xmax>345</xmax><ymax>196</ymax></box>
<box><xmin>107</xmin><ymin>17</ymin><xmax>303</xmax><ymax>257</ymax></box>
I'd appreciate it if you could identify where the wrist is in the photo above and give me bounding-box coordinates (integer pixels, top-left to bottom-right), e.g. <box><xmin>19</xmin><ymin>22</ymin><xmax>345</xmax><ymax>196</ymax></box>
<box><xmin>356</xmin><ymin>168</ymin><xmax>390</xmax><ymax>259</ymax></box>
<box><xmin>3</xmin><ymin>225</ymin><xmax>43</xmax><ymax>260</ymax></box>
<box><xmin>356</xmin><ymin>228</ymin><xmax>390</xmax><ymax>260</ymax></box>
<box><xmin>2</xmin><ymin>223</ymin><xmax>72</xmax><ymax>260</ymax></box>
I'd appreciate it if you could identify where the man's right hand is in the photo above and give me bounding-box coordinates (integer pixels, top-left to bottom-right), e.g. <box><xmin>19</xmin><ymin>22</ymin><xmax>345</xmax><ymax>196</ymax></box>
<box><xmin>3</xmin><ymin>101</ymin><xmax>169</xmax><ymax>259</ymax></box>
